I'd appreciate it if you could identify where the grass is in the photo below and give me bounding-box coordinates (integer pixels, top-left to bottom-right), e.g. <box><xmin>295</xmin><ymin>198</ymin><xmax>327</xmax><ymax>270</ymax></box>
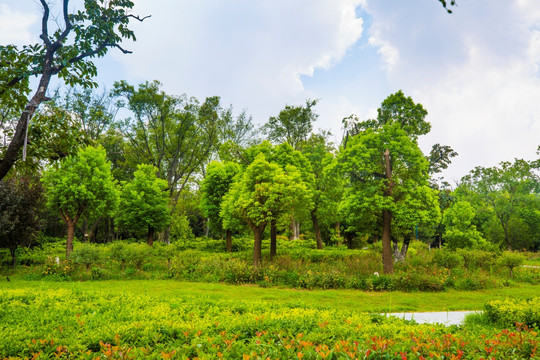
<box><xmin>3</xmin><ymin>278</ymin><xmax>539</xmax><ymax>313</ymax></box>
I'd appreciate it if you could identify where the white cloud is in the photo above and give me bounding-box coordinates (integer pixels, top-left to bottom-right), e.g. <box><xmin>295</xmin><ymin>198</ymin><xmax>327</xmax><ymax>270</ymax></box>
<box><xmin>116</xmin><ymin>0</ymin><xmax>364</xmax><ymax>123</ymax></box>
<box><xmin>0</xmin><ymin>4</ymin><xmax>38</xmax><ymax>45</ymax></box>
<box><xmin>357</xmin><ymin>0</ymin><xmax>540</xmax><ymax>182</ymax></box>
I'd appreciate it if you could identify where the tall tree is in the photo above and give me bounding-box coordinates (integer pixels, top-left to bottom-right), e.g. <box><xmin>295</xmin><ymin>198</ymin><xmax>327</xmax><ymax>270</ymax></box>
<box><xmin>118</xmin><ymin>164</ymin><xmax>170</xmax><ymax>246</ymax></box>
<box><xmin>221</xmin><ymin>154</ymin><xmax>311</xmax><ymax>266</ymax></box>
<box><xmin>200</xmin><ymin>161</ymin><xmax>241</xmax><ymax>251</ymax></box>
<box><xmin>340</xmin><ymin>91</ymin><xmax>441</xmax><ymax>273</ymax></box>
<box><xmin>302</xmin><ymin>133</ymin><xmax>343</xmax><ymax>249</ymax></box>
<box><xmin>262</xmin><ymin>99</ymin><xmax>318</xmax><ymax>150</ymax></box>
<box><xmin>42</xmin><ymin>146</ymin><xmax>118</xmax><ymax>257</ymax></box>
<box><xmin>0</xmin><ymin>0</ymin><xmax>147</xmax><ymax>180</ymax></box>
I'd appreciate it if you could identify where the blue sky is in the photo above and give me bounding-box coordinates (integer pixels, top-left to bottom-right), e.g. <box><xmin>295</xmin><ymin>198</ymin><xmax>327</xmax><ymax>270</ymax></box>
<box><xmin>1</xmin><ymin>0</ymin><xmax>540</xmax><ymax>183</ymax></box>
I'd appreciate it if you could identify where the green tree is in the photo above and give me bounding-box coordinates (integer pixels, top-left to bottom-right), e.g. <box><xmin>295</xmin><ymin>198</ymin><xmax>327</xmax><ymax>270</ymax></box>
<box><xmin>118</xmin><ymin>164</ymin><xmax>170</xmax><ymax>246</ymax></box>
<box><xmin>42</xmin><ymin>146</ymin><xmax>118</xmax><ymax>257</ymax></box>
<box><xmin>340</xmin><ymin>91</ymin><xmax>441</xmax><ymax>273</ymax></box>
<box><xmin>113</xmin><ymin>81</ymin><xmax>226</xmax><ymax>241</ymax></box>
<box><xmin>443</xmin><ymin>201</ymin><xmax>484</xmax><ymax>249</ymax></box>
<box><xmin>200</xmin><ymin>161</ymin><xmax>241</xmax><ymax>251</ymax></box>
<box><xmin>0</xmin><ymin>177</ymin><xmax>44</xmax><ymax>267</ymax></box>
<box><xmin>221</xmin><ymin>154</ymin><xmax>311</xmax><ymax>266</ymax></box>
<box><xmin>262</xmin><ymin>99</ymin><xmax>318</xmax><ymax>150</ymax></box>
<box><xmin>302</xmin><ymin>133</ymin><xmax>343</xmax><ymax>249</ymax></box>
<box><xmin>460</xmin><ymin>158</ymin><xmax>540</xmax><ymax>250</ymax></box>
<box><xmin>0</xmin><ymin>0</ymin><xmax>147</xmax><ymax>180</ymax></box>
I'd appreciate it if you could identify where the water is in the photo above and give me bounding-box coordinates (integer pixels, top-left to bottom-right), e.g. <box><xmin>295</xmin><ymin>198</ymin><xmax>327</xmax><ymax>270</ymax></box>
<box><xmin>384</xmin><ymin>311</ymin><xmax>480</xmax><ymax>326</ymax></box>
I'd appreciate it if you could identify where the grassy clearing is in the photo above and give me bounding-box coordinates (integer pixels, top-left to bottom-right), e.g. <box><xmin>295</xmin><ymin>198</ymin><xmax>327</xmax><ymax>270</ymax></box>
<box><xmin>3</xmin><ymin>279</ymin><xmax>539</xmax><ymax>313</ymax></box>
<box><xmin>1</xmin><ymin>280</ymin><xmax>539</xmax><ymax>359</ymax></box>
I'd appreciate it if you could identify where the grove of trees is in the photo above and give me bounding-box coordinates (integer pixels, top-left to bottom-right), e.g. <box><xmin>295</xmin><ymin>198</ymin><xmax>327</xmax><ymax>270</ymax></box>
<box><xmin>2</xmin><ymin>0</ymin><xmax>538</xmax><ymax>274</ymax></box>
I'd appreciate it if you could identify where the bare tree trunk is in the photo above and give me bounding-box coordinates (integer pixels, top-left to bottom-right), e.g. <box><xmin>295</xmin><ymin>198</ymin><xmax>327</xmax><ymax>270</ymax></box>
<box><xmin>382</xmin><ymin>148</ymin><xmax>394</xmax><ymax>274</ymax></box>
<box><xmin>147</xmin><ymin>226</ymin><xmax>155</xmax><ymax>246</ymax></box>
<box><xmin>66</xmin><ymin>220</ymin><xmax>76</xmax><ymax>258</ymax></box>
<box><xmin>270</xmin><ymin>220</ymin><xmax>277</xmax><ymax>259</ymax></box>
<box><xmin>87</xmin><ymin>217</ymin><xmax>101</xmax><ymax>242</ymax></box>
<box><xmin>382</xmin><ymin>210</ymin><xmax>394</xmax><ymax>273</ymax></box>
<box><xmin>162</xmin><ymin>226</ymin><xmax>171</xmax><ymax>245</ymax></box>
<box><xmin>9</xmin><ymin>247</ymin><xmax>16</xmax><ymax>268</ymax></box>
<box><xmin>253</xmin><ymin>226</ymin><xmax>264</xmax><ymax>267</ymax></box>
<box><xmin>311</xmin><ymin>210</ymin><xmax>324</xmax><ymax>249</ymax></box>
<box><xmin>205</xmin><ymin>218</ymin><xmax>210</xmax><ymax>237</ymax></box>
<box><xmin>225</xmin><ymin>229</ymin><xmax>232</xmax><ymax>252</ymax></box>
<box><xmin>392</xmin><ymin>237</ymin><xmax>410</xmax><ymax>263</ymax></box>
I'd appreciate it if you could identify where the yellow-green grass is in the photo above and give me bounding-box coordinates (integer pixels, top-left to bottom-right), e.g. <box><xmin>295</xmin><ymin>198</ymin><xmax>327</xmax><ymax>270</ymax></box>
<box><xmin>3</xmin><ymin>279</ymin><xmax>539</xmax><ymax>312</ymax></box>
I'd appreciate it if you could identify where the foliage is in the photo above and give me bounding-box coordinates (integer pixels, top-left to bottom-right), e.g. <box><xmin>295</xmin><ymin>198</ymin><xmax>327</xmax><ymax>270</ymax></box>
<box><xmin>41</xmin><ymin>145</ymin><xmax>118</xmax><ymax>256</ymax></box>
<box><xmin>0</xmin><ymin>177</ymin><xmax>44</xmax><ymax>266</ymax></box>
<box><xmin>0</xmin><ymin>285</ymin><xmax>538</xmax><ymax>359</ymax></box>
<box><xmin>71</xmin><ymin>243</ymin><xmax>101</xmax><ymax>272</ymax></box>
<box><xmin>443</xmin><ymin>200</ymin><xmax>484</xmax><ymax>249</ymax></box>
<box><xmin>498</xmin><ymin>251</ymin><xmax>526</xmax><ymax>278</ymax></box>
<box><xmin>117</xmin><ymin>164</ymin><xmax>170</xmax><ymax>245</ymax></box>
<box><xmin>262</xmin><ymin>99</ymin><xmax>318</xmax><ymax>150</ymax></box>
<box><xmin>0</xmin><ymin>0</ymin><xmax>145</xmax><ymax>180</ymax></box>
<box><xmin>200</xmin><ymin>161</ymin><xmax>241</xmax><ymax>235</ymax></box>
<box><xmin>483</xmin><ymin>297</ymin><xmax>540</xmax><ymax>328</ymax></box>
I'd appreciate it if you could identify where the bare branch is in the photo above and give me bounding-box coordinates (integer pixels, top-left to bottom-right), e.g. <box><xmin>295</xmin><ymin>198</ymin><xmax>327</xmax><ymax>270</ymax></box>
<box><xmin>39</xmin><ymin>0</ymin><xmax>52</xmax><ymax>46</ymax></box>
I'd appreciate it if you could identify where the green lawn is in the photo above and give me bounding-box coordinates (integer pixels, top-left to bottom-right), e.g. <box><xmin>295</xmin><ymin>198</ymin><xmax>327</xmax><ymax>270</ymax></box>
<box><xmin>3</xmin><ymin>278</ymin><xmax>539</xmax><ymax>312</ymax></box>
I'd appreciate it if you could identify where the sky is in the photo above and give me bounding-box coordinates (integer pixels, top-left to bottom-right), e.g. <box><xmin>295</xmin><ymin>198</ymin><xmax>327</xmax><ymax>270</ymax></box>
<box><xmin>1</xmin><ymin>0</ymin><xmax>540</xmax><ymax>183</ymax></box>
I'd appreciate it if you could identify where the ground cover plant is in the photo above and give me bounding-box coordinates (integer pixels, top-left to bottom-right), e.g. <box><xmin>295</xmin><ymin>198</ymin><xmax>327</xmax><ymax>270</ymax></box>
<box><xmin>0</xmin><ymin>282</ymin><xmax>538</xmax><ymax>359</ymax></box>
<box><xmin>3</xmin><ymin>238</ymin><xmax>538</xmax><ymax>292</ymax></box>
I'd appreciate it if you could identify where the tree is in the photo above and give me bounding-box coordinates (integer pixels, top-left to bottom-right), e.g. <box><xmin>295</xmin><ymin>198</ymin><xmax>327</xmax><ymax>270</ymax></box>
<box><xmin>221</xmin><ymin>154</ymin><xmax>311</xmax><ymax>266</ymax></box>
<box><xmin>443</xmin><ymin>200</ymin><xmax>484</xmax><ymax>249</ymax></box>
<box><xmin>0</xmin><ymin>177</ymin><xmax>44</xmax><ymax>267</ymax></box>
<box><xmin>42</xmin><ymin>146</ymin><xmax>118</xmax><ymax>257</ymax></box>
<box><xmin>302</xmin><ymin>133</ymin><xmax>343</xmax><ymax>249</ymax></box>
<box><xmin>262</xmin><ymin>99</ymin><xmax>318</xmax><ymax>150</ymax></box>
<box><xmin>113</xmin><ymin>81</ymin><xmax>226</xmax><ymax>241</ymax></box>
<box><xmin>0</xmin><ymin>0</ymin><xmax>147</xmax><ymax>181</ymax></box>
<box><xmin>460</xmin><ymin>158</ymin><xmax>540</xmax><ymax>250</ymax></box>
<box><xmin>200</xmin><ymin>161</ymin><xmax>241</xmax><ymax>251</ymax></box>
<box><xmin>118</xmin><ymin>164</ymin><xmax>170</xmax><ymax>246</ymax></box>
<box><xmin>340</xmin><ymin>91</ymin><xmax>441</xmax><ymax>273</ymax></box>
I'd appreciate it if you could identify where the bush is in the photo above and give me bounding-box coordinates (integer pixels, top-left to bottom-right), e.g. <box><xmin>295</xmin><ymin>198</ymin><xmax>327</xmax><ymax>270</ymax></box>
<box><xmin>71</xmin><ymin>243</ymin><xmax>101</xmax><ymax>272</ymax></box>
<box><xmin>484</xmin><ymin>297</ymin><xmax>540</xmax><ymax>327</ymax></box>
<box><xmin>498</xmin><ymin>251</ymin><xmax>525</xmax><ymax>278</ymax></box>
<box><xmin>457</xmin><ymin>249</ymin><xmax>496</xmax><ymax>270</ymax></box>
<box><xmin>431</xmin><ymin>249</ymin><xmax>463</xmax><ymax>269</ymax></box>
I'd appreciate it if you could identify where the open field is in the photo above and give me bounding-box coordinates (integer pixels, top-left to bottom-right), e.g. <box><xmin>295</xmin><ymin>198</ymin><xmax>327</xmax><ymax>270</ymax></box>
<box><xmin>1</xmin><ymin>280</ymin><xmax>538</xmax><ymax>359</ymax></box>
<box><xmin>3</xmin><ymin>279</ymin><xmax>540</xmax><ymax>313</ymax></box>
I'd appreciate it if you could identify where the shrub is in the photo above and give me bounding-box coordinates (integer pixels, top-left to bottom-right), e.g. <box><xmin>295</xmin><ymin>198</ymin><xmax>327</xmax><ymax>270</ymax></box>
<box><xmin>431</xmin><ymin>249</ymin><xmax>463</xmax><ymax>269</ymax></box>
<box><xmin>484</xmin><ymin>297</ymin><xmax>540</xmax><ymax>327</ymax></box>
<box><xmin>71</xmin><ymin>243</ymin><xmax>101</xmax><ymax>272</ymax></box>
<box><xmin>498</xmin><ymin>251</ymin><xmax>526</xmax><ymax>278</ymax></box>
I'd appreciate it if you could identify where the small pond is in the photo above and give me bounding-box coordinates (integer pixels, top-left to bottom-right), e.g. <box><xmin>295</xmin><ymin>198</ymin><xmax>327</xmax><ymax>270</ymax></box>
<box><xmin>384</xmin><ymin>311</ymin><xmax>480</xmax><ymax>326</ymax></box>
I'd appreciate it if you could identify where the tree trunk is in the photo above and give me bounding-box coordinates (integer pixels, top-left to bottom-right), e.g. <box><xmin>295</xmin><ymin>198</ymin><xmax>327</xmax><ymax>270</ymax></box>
<box><xmin>147</xmin><ymin>226</ymin><xmax>155</xmax><ymax>246</ymax></box>
<box><xmin>392</xmin><ymin>237</ymin><xmax>410</xmax><ymax>263</ymax></box>
<box><xmin>270</xmin><ymin>220</ymin><xmax>277</xmax><ymax>259</ymax></box>
<box><xmin>311</xmin><ymin>210</ymin><xmax>324</xmax><ymax>249</ymax></box>
<box><xmin>9</xmin><ymin>247</ymin><xmax>16</xmax><ymax>268</ymax></box>
<box><xmin>382</xmin><ymin>210</ymin><xmax>394</xmax><ymax>273</ymax></box>
<box><xmin>0</xmin><ymin>69</ymin><xmax>52</xmax><ymax>181</ymax></box>
<box><xmin>87</xmin><ymin>217</ymin><xmax>101</xmax><ymax>243</ymax></box>
<box><xmin>382</xmin><ymin>148</ymin><xmax>394</xmax><ymax>274</ymax></box>
<box><xmin>253</xmin><ymin>226</ymin><xmax>264</xmax><ymax>267</ymax></box>
<box><xmin>66</xmin><ymin>220</ymin><xmax>76</xmax><ymax>258</ymax></box>
<box><xmin>162</xmin><ymin>225</ymin><xmax>171</xmax><ymax>244</ymax></box>
<box><xmin>225</xmin><ymin>229</ymin><xmax>232</xmax><ymax>252</ymax></box>
<box><xmin>205</xmin><ymin>218</ymin><xmax>210</xmax><ymax>237</ymax></box>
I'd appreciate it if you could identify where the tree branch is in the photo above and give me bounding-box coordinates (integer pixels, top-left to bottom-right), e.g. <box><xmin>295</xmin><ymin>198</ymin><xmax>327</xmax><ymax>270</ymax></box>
<box><xmin>39</xmin><ymin>0</ymin><xmax>52</xmax><ymax>47</ymax></box>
